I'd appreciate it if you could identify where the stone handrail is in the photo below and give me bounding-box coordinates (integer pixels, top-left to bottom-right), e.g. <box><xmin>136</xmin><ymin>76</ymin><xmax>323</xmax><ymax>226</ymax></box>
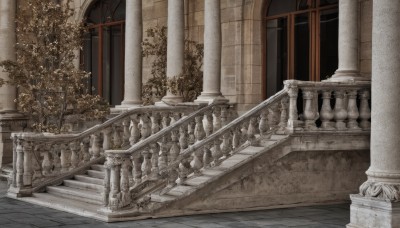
<box><xmin>8</xmin><ymin>104</ymin><xmax>204</xmax><ymax>196</ymax></box>
<box><xmin>101</xmin><ymin>80</ymin><xmax>371</xmax><ymax>211</ymax></box>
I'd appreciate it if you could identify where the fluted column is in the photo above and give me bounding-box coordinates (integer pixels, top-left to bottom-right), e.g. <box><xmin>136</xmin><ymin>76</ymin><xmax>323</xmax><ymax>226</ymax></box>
<box><xmin>329</xmin><ymin>0</ymin><xmax>364</xmax><ymax>82</ymax></box>
<box><xmin>195</xmin><ymin>0</ymin><xmax>226</xmax><ymax>104</ymax></box>
<box><xmin>348</xmin><ymin>1</ymin><xmax>400</xmax><ymax>227</ymax></box>
<box><xmin>120</xmin><ymin>0</ymin><xmax>143</xmax><ymax>107</ymax></box>
<box><xmin>0</xmin><ymin>0</ymin><xmax>17</xmax><ymax>113</ymax></box>
<box><xmin>160</xmin><ymin>0</ymin><xmax>184</xmax><ymax>104</ymax></box>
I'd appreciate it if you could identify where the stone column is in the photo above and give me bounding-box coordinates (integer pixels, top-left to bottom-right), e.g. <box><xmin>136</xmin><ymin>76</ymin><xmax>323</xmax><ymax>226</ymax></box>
<box><xmin>0</xmin><ymin>0</ymin><xmax>26</xmax><ymax>169</ymax></box>
<box><xmin>0</xmin><ymin>0</ymin><xmax>17</xmax><ymax>113</ymax></box>
<box><xmin>195</xmin><ymin>0</ymin><xmax>226</xmax><ymax>104</ymax></box>
<box><xmin>160</xmin><ymin>0</ymin><xmax>184</xmax><ymax>104</ymax></box>
<box><xmin>120</xmin><ymin>0</ymin><xmax>143</xmax><ymax>107</ymax></box>
<box><xmin>329</xmin><ymin>0</ymin><xmax>364</xmax><ymax>82</ymax></box>
<box><xmin>348</xmin><ymin>1</ymin><xmax>400</xmax><ymax>227</ymax></box>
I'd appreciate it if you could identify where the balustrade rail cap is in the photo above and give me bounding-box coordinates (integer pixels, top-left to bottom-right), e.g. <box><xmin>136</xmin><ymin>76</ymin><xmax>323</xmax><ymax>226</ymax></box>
<box><xmin>10</xmin><ymin>103</ymin><xmax>206</xmax><ymax>142</ymax></box>
<box><xmin>284</xmin><ymin>80</ymin><xmax>371</xmax><ymax>88</ymax></box>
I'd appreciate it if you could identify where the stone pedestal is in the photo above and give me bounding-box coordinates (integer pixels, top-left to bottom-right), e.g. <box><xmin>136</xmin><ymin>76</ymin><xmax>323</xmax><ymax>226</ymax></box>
<box><xmin>348</xmin><ymin>195</ymin><xmax>400</xmax><ymax>228</ymax></box>
<box><xmin>348</xmin><ymin>1</ymin><xmax>400</xmax><ymax>227</ymax></box>
<box><xmin>0</xmin><ymin>113</ymin><xmax>26</xmax><ymax>168</ymax></box>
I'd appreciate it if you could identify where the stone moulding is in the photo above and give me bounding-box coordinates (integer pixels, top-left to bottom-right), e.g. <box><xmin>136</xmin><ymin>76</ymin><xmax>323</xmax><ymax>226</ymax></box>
<box><xmin>359</xmin><ymin>181</ymin><xmax>400</xmax><ymax>202</ymax></box>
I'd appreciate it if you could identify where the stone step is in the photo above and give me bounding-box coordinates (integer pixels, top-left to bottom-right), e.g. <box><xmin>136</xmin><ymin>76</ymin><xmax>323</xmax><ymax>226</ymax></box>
<box><xmin>46</xmin><ymin>186</ymin><xmax>102</xmax><ymax>205</ymax></box>
<box><xmin>150</xmin><ymin>193</ymin><xmax>176</xmax><ymax>203</ymax></box>
<box><xmin>74</xmin><ymin>174</ymin><xmax>103</xmax><ymax>185</ymax></box>
<box><xmin>87</xmin><ymin>170</ymin><xmax>105</xmax><ymax>179</ymax></box>
<box><xmin>185</xmin><ymin>175</ymin><xmax>213</xmax><ymax>187</ymax></box>
<box><xmin>91</xmin><ymin>164</ymin><xmax>105</xmax><ymax>172</ymax></box>
<box><xmin>167</xmin><ymin>185</ymin><xmax>196</xmax><ymax>197</ymax></box>
<box><xmin>201</xmin><ymin>168</ymin><xmax>224</xmax><ymax>177</ymax></box>
<box><xmin>270</xmin><ymin>134</ymin><xmax>288</xmax><ymax>141</ymax></box>
<box><xmin>63</xmin><ymin>179</ymin><xmax>104</xmax><ymax>192</ymax></box>
<box><xmin>238</xmin><ymin>146</ymin><xmax>265</xmax><ymax>155</ymax></box>
<box><xmin>215</xmin><ymin>153</ymin><xmax>251</xmax><ymax>170</ymax></box>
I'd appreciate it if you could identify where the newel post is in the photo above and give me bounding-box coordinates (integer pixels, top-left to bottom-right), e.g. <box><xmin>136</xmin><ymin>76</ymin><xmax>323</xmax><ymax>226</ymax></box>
<box><xmin>285</xmin><ymin>82</ymin><xmax>300</xmax><ymax>132</ymax></box>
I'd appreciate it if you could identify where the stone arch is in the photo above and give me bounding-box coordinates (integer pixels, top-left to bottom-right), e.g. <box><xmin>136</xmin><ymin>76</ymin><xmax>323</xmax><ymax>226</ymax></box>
<box><xmin>76</xmin><ymin>0</ymin><xmax>96</xmax><ymax>21</ymax></box>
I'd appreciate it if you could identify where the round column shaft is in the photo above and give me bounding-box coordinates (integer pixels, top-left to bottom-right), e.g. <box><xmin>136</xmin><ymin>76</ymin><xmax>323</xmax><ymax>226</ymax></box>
<box><xmin>330</xmin><ymin>0</ymin><xmax>365</xmax><ymax>82</ymax></box>
<box><xmin>121</xmin><ymin>0</ymin><xmax>143</xmax><ymax>106</ymax></box>
<box><xmin>0</xmin><ymin>0</ymin><xmax>17</xmax><ymax>113</ymax></box>
<box><xmin>367</xmin><ymin>0</ymin><xmax>400</xmax><ymax>182</ymax></box>
<box><xmin>195</xmin><ymin>0</ymin><xmax>225</xmax><ymax>103</ymax></box>
<box><xmin>161</xmin><ymin>0</ymin><xmax>184</xmax><ymax>104</ymax></box>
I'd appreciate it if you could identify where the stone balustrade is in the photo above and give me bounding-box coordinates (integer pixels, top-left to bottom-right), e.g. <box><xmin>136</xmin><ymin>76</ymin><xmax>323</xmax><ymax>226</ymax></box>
<box><xmin>102</xmin><ymin>80</ymin><xmax>371</xmax><ymax>211</ymax></box>
<box><xmin>8</xmin><ymin>104</ymin><xmax>203</xmax><ymax>196</ymax></box>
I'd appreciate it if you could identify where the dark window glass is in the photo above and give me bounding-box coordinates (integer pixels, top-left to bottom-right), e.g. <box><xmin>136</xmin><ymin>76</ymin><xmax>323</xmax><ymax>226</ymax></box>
<box><xmin>320</xmin><ymin>8</ymin><xmax>338</xmax><ymax>79</ymax></box>
<box><xmin>319</xmin><ymin>0</ymin><xmax>338</xmax><ymax>7</ymax></box>
<box><xmin>294</xmin><ymin>13</ymin><xmax>309</xmax><ymax>81</ymax></box>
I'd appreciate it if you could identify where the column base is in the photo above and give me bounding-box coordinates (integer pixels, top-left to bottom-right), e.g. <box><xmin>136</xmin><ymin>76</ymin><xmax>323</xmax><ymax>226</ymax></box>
<box><xmin>326</xmin><ymin>70</ymin><xmax>369</xmax><ymax>82</ymax></box>
<box><xmin>0</xmin><ymin>112</ymin><xmax>27</xmax><ymax>168</ymax></box>
<box><xmin>348</xmin><ymin>194</ymin><xmax>400</xmax><ymax>228</ymax></box>
<box><xmin>194</xmin><ymin>92</ymin><xmax>228</xmax><ymax>104</ymax></box>
<box><xmin>114</xmin><ymin>101</ymin><xmax>143</xmax><ymax>112</ymax></box>
<box><xmin>158</xmin><ymin>94</ymin><xmax>183</xmax><ymax>105</ymax></box>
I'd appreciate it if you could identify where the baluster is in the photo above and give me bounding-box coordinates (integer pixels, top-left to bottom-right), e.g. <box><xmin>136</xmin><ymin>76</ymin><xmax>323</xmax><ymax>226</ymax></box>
<box><xmin>347</xmin><ymin>89</ymin><xmax>361</xmax><ymax>130</ymax></box>
<box><xmin>268</xmin><ymin>103</ymin><xmax>280</xmax><ymax>129</ymax></box>
<box><xmin>162</xmin><ymin>112</ymin><xmax>171</xmax><ymax>128</ymax></box>
<box><xmin>221</xmin><ymin>105</ymin><xmax>229</xmax><ymax>126</ymax></box>
<box><xmin>213</xmin><ymin>106</ymin><xmax>222</xmax><ymax>131</ymax></box>
<box><xmin>158</xmin><ymin>138</ymin><xmax>169</xmax><ymax>170</ymax></box>
<box><xmin>194</xmin><ymin>115</ymin><xmax>206</xmax><ymax>142</ymax></box>
<box><xmin>247</xmin><ymin>117</ymin><xmax>257</xmax><ymax>144</ymax></box>
<box><xmin>120</xmin><ymin>158</ymin><xmax>131</xmax><ymax>208</ymax></box>
<box><xmin>302</xmin><ymin>89</ymin><xmax>317</xmax><ymax>130</ymax></box>
<box><xmin>203</xmin><ymin>146</ymin><xmax>212</xmax><ymax>167</ymax></box>
<box><xmin>132</xmin><ymin>154</ymin><xmax>142</xmax><ymax>186</ymax></box>
<box><xmin>221</xmin><ymin>132</ymin><xmax>232</xmax><ymax>157</ymax></box>
<box><xmin>259</xmin><ymin>110</ymin><xmax>269</xmax><ymax>136</ymax></box>
<box><xmin>170</xmin><ymin>112</ymin><xmax>181</xmax><ymax>125</ymax></box>
<box><xmin>108</xmin><ymin>158</ymin><xmax>121</xmax><ymax>210</ymax></box>
<box><xmin>141</xmin><ymin>148</ymin><xmax>152</xmax><ymax>180</ymax></box>
<box><xmin>278</xmin><ymin>97</ymin><xmax>289</xmax><ymax>132</ymax></box>
<box><xmin>359</xmin><ymin>89</ymin><xmax>371</xmax><ymax>130</ymax></box>
<box><xmin>112</xmin><ymin>123</ymin><xmax>122</xmax><ymax>148</ymax></box>
<box><xmin>16</xmin><ymin>139</ymin><xmax>24</xmax><ymax>187</ymax></box>
<box><xmin>232</xmin><ymin>127</ymin><xmax>241</xmax><ymax>150</ymax></box>
<box><xmin>190</xmin><ymin>149</ymin><xmax>203</xmax><ymax>175</ymax></box>
<box><xmin>60</xmin><ymin>143</ymin><xmax>69</xmax><ymax>173</ymax></box>
<box><xmin>287</xmin><ymin>85</ymin><xmax>299</xmax><ymax>130</ymax></box>
<box><xmin>150</xmin><ymin>142</ymin><xmax>160</xmax><ymax>179</ymax></box>
<box><xmin>103</xmin><ymin>159</ymin><xmax>111</xmax><ymax>207</ymax></box>
<box><xmin>81</xmin><ymin>137</ymin><xmax>91</xmax><ymax>164</ymax></box>
<box><xmin>320</xmin><ymin>90</ymin><xmax>334</xmax><ymax>130</ymax></box>
<box><xmin>334</xmin><ymin>90</ymin><xmax>348</xmax><ymax>130</ymax></box>
<box><xmin>240</xmin><ymin>121</ymin><xmax>248</xmax><ymax>144</ymax></box>
<box><xmin>169</xmin><ymin>129</ymin><xmax>180</xmax><ymax>162</ymax></box>
<box><xmin>69</xmin><ymin>141</ymin><xmax>79</xmax><ymax>170</ymax></box>
<box><xmin>102</xmin><ymin>127</ymin><xmax>112</xmax><ymax>150</ymax></box>
<box><xmin>140</xmin><ymin>114</ymin><xmax>152</xmax><ymax>140</ymax></box>
<box><xmin>52</xmin><ymin>144</ymin><xmax>61</xmax><ymax>173</ymax></box>
<box><xmin>204</xmin><ymin>111</ymin><xmax>213</xmax><ymax>136</ymax></box>
<box><xmin>32</xmin><ymin>145</ymin><xmax>43</xmax><ymax>181</ymax></box>
<box><xmin>188</xmin><ymin>120</ymin><xmax>196</xmax><ymax>145</ymax></box>
<box><xmin>212</xmin><ymin>139</ymin><xmax>222</xmax><ymax>166</ymax></box>
<box><xmin>151</xmin><ymin>112</ymin><xmax>161</xmax><ymax>134</ymax></box>
<box><xmin>23</xmin><ymin>140</ymin><xmax>33</xmax><ymax>187</ymax></box>
<box><xmin>122</xmin><ymin>118</ymin><xmax>131</xmax><ymax>146</ymax></box>
<box><xmin>129</xmin><ymin>114</ymin><xmax>140</xmax><ymax>145</ymax></box>
<box><xmin>41</xmin><ymin>145</ymin><xmax>52</xmax><ymax>175</ymax></box>
<box><xmin>91</xmin><ymin>133</ymin><xmax>101</xmax><ymax>159</ymax></box>
<box><xmin>179</xmin><ymin>124</ymin><xmax>188</xmax><ymax>153</ymax></box>
<box><xmin>176</xmin><ymin>159</ymin><xmax>191</xmax><ymax>185</ymax></box>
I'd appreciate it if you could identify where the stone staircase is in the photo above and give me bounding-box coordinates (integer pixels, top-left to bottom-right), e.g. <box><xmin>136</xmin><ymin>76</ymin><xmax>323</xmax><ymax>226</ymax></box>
<box><xmin>45</xmin><ymin>164</ymin><xmax>105</xmax><ymax>206</ymax></box>
<box><xmin>7</xmin><ymin>80</ymin><xmax>372</xmax><ymax>222</ymax></box>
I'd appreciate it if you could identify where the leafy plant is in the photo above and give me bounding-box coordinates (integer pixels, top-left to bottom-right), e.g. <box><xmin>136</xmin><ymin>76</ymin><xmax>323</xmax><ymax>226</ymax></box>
<box><xmin>0</xmin><ymin>0</ymin><xmax>109</xmax><ymax>133</ymax></box>
<box><xmin>142</xmin><ymin>26</ymin><xmax>204</xmax><ymax>105</ymax></box>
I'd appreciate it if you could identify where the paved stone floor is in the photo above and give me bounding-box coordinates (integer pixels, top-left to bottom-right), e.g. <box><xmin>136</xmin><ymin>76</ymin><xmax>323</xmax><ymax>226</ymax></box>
<box><xmin>0</xmin><ymin>180</ymin><xmax>349</xmax><ymax>228</ymax></box>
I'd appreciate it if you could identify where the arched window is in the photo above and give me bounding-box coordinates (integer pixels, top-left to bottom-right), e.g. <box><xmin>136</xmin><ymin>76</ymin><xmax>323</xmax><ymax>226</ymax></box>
<box><xmin>264</xmin><ymin>0</ymin><xmax>338</xmax><ymax>98</ymax></box>
<box><xmin>82</xmin><ymin>0</ymin><xmax>126</xmax><ymax>106</ymax></box>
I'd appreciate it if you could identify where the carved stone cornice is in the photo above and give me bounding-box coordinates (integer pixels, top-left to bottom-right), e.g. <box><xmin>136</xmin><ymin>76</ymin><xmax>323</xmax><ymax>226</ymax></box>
<box><xmin>359</xmin><ymin>181</ymin><xmax>400</xmax><ymax>202</ymax></box>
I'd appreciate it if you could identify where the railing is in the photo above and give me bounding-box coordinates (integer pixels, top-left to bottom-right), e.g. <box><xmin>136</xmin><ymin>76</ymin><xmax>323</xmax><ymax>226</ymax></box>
<box><xmin>8</xmin><ymin>104</ymin><xmax>206</xmax><ymax>196</ymax></box>
<box><xmin>103</xmin><ymin>80</ymin><xmax>371</xmax><ymax>211</ymax></box>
